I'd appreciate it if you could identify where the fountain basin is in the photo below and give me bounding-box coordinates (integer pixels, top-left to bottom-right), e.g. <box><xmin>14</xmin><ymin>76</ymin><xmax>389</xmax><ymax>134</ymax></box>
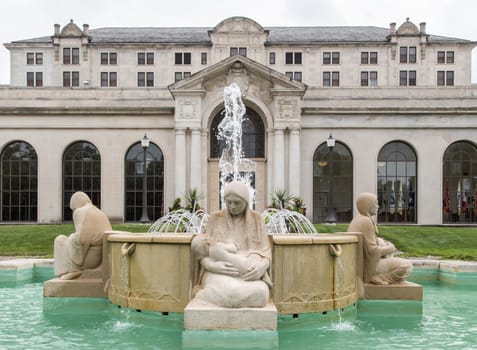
<box><xmin>108</xmin><ymin>233</ymin><xmax>194</xmax><ymax>313</ymax></box>
<box><xmin>272</xmin><ymin>234</ymin><xmax>358</xmax><ymax>314</ymax></box>
<box><xmin>107</xmin><ymin>232</ymin><xmax>359</xmax><ymax>315</ymax></box>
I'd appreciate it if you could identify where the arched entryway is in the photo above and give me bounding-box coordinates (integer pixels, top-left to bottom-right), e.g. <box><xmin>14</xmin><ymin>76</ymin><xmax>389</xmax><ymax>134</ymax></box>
<box><xmin>377</xmin><ymin>141</ymin><xmax>417</xmax><ymax>223</ymax></box>
<box><xmin>0</xmin><ymin>141</ymin><xmax>38</xmax><ymax>222</ymax></box>
<box><xmin>312</xmin><ymin>141</ymin><xmax>353</xmax><ymax>223</ymax></box>
<box><xmin>443</xmin><ymin>141</ymin><xmax>477</xmax><ymax>223</ymax></box>
<box><xmin>208</xmin><ymin>106</ymin><xmax>266</xmax><ymax>211</ymax></box>
<box><xmin>62</xmin><ymin>141</ymin><xmax>101</xmax><ymax>221</ymax></box>
<box><xmin>124</xmin><ymin>141</ymin><xmax>164</xmax><ymax>222</ymax></box>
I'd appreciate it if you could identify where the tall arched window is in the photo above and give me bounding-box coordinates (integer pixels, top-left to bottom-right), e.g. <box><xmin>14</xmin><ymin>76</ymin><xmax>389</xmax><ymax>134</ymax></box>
<box><xmin>443</xmin><ymin>141</ymin><xmax>477</xmax><ymax>223</ymax></box>
<box><xmin>125</xmin><ymin>142</ymin><xmax>164</xmax><ymax>221</ymax></box>
<box><xmin>313</xmin><ymin>141</ymin><xmax>353</xmax><ymax>223</ymax></box>
<box><xmin>63</xmin><ymin>141</ymin><xmax>101</xmax><ymax>221</ymax></box>
<box><xmin>210</xmin><ymin>107</ymin><xmax>265</xmax><ymax>158</ymax></box>
<box><xmin>1</xmin><ymin>141</ymin><xmax>38</xmax><ymax>221</ymax></box>
<box><xmin>377</xmin><ymin>141</ymin><xmax>417</xmax><ymax>223</ymax></box>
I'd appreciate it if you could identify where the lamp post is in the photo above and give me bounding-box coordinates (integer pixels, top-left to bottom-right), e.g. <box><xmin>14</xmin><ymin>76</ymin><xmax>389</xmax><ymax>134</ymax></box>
<box><xmin>325</xmin><ymin>133</ymin><xmax>337</xmax><ymax>224</ymax></box>
<box><xmin>139</xmin><ymin>134</ymin><xmax>150</xmax><ymax>223</ymax></box>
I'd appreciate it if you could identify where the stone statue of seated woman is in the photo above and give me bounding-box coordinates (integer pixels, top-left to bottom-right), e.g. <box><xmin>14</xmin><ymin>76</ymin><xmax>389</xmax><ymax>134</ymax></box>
<box><xmin>347</xmin><ymin>192</ymin><xmax>412</xmax><ymax>285</ymax></box>
<box><xmin>54</xmin><ymin>191</ymin><xmax>112</xmax><ymax>280</ymax></box>
<box><xmin>191</xmin><ymin>180</ymin><xmax>272</xmax><ymax>308</ymax></box>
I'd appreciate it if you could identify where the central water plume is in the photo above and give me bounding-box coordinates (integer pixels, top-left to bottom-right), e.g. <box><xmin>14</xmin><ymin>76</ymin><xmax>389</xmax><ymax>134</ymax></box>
<box><xmin>218</xmin><ymin>83</ymin><xmax>256</xmax><ymax>207</ymax></box>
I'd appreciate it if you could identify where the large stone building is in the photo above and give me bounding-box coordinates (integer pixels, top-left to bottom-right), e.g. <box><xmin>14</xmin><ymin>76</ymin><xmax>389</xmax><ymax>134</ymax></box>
<box><xmin>1</xmin><ymin>16</ymin><xmax>476</xmax><ymax>224</ymax></box>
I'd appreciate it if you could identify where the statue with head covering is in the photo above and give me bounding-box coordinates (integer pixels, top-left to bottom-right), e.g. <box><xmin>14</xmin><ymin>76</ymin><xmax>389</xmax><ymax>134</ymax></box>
<box><xmin>347</xmin><ymin>192</ymin><xmax>412</xmax><ymax>285</ymax></box>
<box><xmin>191</xmin><ymin>180</ymin><xmax>271</xmax><ymax>308</ymax></box>
<box><xmin>54</xmin><ymin>191</ymin><xmax>112</xmax><ymax>280</ymax></box>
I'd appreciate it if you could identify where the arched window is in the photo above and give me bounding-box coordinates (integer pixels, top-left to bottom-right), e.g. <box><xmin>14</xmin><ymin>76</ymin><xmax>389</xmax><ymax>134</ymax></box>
<box><xmin>210</xmin><ymin>107</ymin><xmax>265</xmax><ymax>158</ymax></box>
<box><xmin>125</xmin><ymin>142</ymin><xmax>164</xmax><ymax>221</ymax></box>
<box><xmin>0</xmin><ymin>141</ymin><xmax>38</xmax><ymax>221</ymax></box>
<box><xmin>313</xmin><ymin>141</ymin><xmax>353</xmax><ymax>223</ymax></box>
<box><xmin>443</xmin><ymin>141</ymin><xmax>477</xmax><ymax>223</ymax></box>
<box><xmin>63</xmin><ymin>141</ymin><xmax>101</xmax><ymax>221</ymax></box>
<box><xmin>377</xmin><ymin>141</ymin><xmax>417</xmax><ymax>223</ymax></box>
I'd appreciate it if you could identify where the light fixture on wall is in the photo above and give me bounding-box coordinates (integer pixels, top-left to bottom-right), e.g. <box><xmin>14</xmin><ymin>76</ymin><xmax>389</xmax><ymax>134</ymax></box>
<box><xmin>139</xmin><ymin>133</ymin><xmax>150</xmax><ymax>223</ymax></box>
<box><xmin>325</xmin><ymin>133</ymin><xmax>337</xmax><ymax>224</ymax></box>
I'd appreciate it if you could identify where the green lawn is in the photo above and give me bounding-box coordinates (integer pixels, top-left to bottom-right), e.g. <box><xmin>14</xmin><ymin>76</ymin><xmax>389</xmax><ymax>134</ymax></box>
<box><xmin>0</xmin><ymin>224</ymin><xmax>150</xmax><ymax>258</ymax></box>
<box><xmin>316</xmin><ymin>224</ymin><xmax>477</xmax><ymax>261</ymax></box>
<box><xmin>0</xmin><ymin>223</ymin><xmax>476</xmax><ymax>260</ymax></box>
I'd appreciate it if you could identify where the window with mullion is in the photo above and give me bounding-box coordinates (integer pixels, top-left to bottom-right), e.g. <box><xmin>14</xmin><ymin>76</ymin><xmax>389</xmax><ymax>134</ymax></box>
<box><xmin>63</xmin><ymin>48</ymin><xmax>71</xmax><ymax>64</ymax></box>
<box><xmin>124</xmin><ymin>142</ymin><xmax>164</xmax><ymax>222</ymax></box>
<box><xmin>35</xmin><ymin>72</ymin><xmax>43</xmax><ymax>87</ymax></box>
<box><xmin>361</xmin><ymin>72</ymin><xmax>368</xmax><ymax>86</ymax></box>
<box><xmin>361</xmin><ymin>52</ymin><xmax>369</xmax><ymax>64</ymax></box>
<box><xmin>146</xmin><ymin>52</ymin><xmax>154</xmax><ymax>65</ymax></box>
<box><xmin>27</xmin><ymin>53</ymin><xmax>34</xmax><ymax>65</ymax></box>
<box><xmin>137</xmin><ymin>72</ymin><xmax>145</xmax><ymax>87</ymax></box>
<box><xmin>331</xmin><ymin>52</ymin><xmax>340</xmax><ymax>64</ymax></box>
<box><xmin>446</xmin><ymin>71</ymin><xmax>454</xmax><ymax>86</ymax></box>
<box><xmin>146</xmin><ymin>72</ymin><xmax>154</xmax><ymax>87</ymax></box>
<box><xmin>62</xmin><ymin>141</ymin><xmax>101</xmax><ymax>221</ymax></box>
<box><xmin>138</xmin><ymin>52</ymin><xmax>145</xmax><ymax>65</ymax></box>
<box><xmin>377</xmin><ymin>141</ymin><xmax>417</xmax><ymax>223</ymax></box>
<box><xmin>443</xmin><ymin>141</ymin><xmax>477</xmax><ymax>224</ymax></box>
<box><xmin>0</xmin><ymin>141</ymin><xmax>38</xmax><ymax>222</ymax></box>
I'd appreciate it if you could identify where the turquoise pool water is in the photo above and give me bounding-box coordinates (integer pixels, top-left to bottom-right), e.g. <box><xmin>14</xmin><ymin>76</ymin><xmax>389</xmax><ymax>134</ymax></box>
<box><xmin>1</xmin><ymin>269</ymin><xmax>476</xmax><ymax>350</ymax></box>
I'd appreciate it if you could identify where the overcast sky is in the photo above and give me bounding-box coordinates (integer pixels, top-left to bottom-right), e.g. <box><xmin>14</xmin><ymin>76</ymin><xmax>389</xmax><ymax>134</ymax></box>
<box><xmin>0</xmin><ymin>0</ymin><xmax>475</xmax><ymax>84</ymax></box>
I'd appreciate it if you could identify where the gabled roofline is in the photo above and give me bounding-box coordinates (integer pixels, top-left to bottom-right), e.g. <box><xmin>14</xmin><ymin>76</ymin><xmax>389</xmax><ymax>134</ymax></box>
<box><xmin>168</xmin><ymin>54</ymin><xmax>307</xmax><ymax>99</ymax></box>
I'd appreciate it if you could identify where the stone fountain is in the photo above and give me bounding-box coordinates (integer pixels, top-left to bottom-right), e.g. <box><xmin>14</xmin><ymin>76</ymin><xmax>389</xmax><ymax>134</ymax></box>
<box><xmin>44</xmin><ymin>84</ymin><xmax>421</xmax><ymax>332</ymax></box>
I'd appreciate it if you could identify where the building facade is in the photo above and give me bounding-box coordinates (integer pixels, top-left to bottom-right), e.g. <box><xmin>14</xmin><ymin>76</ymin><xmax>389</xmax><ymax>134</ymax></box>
<box><xmin>1</xmin><ymin>16</ymin><xmax>476</xmax><ymax>224</ymax></box>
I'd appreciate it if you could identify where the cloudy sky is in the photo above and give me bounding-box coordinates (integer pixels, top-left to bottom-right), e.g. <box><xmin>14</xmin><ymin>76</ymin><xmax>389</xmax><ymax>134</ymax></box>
<box><xmin>0</xmin><ymin>0</ymin><xmax>475</xmax><ymax>84</ymax></box>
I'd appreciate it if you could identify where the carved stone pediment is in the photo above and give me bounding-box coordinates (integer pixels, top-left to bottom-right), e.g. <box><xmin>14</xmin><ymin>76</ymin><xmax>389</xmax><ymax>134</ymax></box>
<box><xmin>169</xmin><ymin>55</ymin><xmax>306</xmax><ymax>98</ymax></box>
<box><xmin>61</xmin><ymin>20</ymin><xmax>84</xmax><ymax>37</ymax></box>
<box><xmin>397</xmin><ymin>19</ymin><xmax>419</xmax><ymax>36</ymax></box>
<box><xmin>210</xmin><ymin>16</ymin><xmax>267</xmax><ymax>35</ymax></box>
<box><xmin>226</xmin><ymin>61</ymin><xmax>249</xmax><ymax>97</ymax></box>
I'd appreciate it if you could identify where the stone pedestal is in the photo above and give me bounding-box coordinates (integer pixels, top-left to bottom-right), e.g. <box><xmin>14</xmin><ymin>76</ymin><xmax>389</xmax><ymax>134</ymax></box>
<box><xmin>363</xmin><ymin>281</ymin><xmax>423</xmax><ymax>300</ymax></box>
<box><xmin>184</xmin><ymin>298</ymin><xmax>277</xmax><ymax>330</ymax></box>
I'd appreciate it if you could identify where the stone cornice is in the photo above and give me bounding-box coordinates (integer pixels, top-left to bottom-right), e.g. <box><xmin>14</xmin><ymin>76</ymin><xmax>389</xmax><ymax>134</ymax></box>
<box><xmin>0</xmin><ymin>106</ymin><xmax>174</xmax><ymax>116</ymax></box>
<box><xmin>301</xmin><ymin>106</ymin><xmax>477</xmax><ymax>115</ymax></box>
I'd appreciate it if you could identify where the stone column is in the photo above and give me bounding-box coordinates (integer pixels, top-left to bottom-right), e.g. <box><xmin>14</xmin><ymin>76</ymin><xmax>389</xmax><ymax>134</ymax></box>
<box><xmin>266</xmin><ymin>129</ymin><xmax>274</xmax><ymax>204</ymax></box>
<box><xmin>175</xmin><ymin>128</ymin><xmax>187</xmax><ymax>199</ymax></box>
<box><xmin>288</xmin><ymin>128</ymin><xmax>301</xmax><ymax>197</ymax></box>
<box><xmin>274</xmin><ymin>128</ymin><xmax>285</xmax><ymax>190</ymax></box>
<box><xmin>190</xmin><ymin>128</ymin><xmax>202</xmax><ymax>191</ymax></box>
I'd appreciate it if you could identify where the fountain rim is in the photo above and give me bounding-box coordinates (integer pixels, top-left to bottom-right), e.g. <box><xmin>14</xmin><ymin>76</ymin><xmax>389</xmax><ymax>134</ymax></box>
<box><xmin>106</xmin><ymin>231</ymin><xmax>358</xmax><ymax>245</ymax></box>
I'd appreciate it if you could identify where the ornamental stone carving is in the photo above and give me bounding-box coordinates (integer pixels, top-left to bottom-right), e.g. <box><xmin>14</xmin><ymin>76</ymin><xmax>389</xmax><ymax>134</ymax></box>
<box><xmin>179</xmin><ymin>99</ymin><xmax>197</xmax><ymax>119</ymax></box>
<box><xmin>226</xmin><ymin>62</ymin><xmax>249</xmax><ymax>97</ymax></box>
<box><xmin>61</xmin><ymin>20</ymin><xmax>84</xmax><ymax>37</ymax></box>
<box><xmin>396</xmin><ymin>18</ymin><xmax>419</xmax><ymax>35</ymax></box>
<box><xmin>278</xmin><ymin>99</ymin><xmax>299</xmax><ymax>120</ymax></box>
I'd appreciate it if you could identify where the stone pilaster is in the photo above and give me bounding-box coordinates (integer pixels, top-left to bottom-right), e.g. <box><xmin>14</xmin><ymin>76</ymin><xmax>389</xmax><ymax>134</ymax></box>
<box><xmin>175</xmin><ymin>128</ymin><xmax>187</xmax><ymax>199</ymax></box>
<box><xmin>190</xmin><ymin>128</ymin><xmax>202</xmax><ymax>191</ymax></box>
<box><xmin>274</xmin><ymin>128</ymin><xmax>285</xmax><ymax>190</ymax></box>
<box><xmin>288</xmin><ymin>128</ymin><xmax>301</xmax><ymax>197</ymax></box>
